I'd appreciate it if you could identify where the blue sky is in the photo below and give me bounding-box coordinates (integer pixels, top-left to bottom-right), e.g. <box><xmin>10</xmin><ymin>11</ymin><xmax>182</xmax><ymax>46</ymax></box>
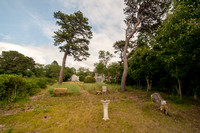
<box><xmin>0</xmin><ymin>0</ymin><xmax>125</xmax><ymax>70</ymax></box>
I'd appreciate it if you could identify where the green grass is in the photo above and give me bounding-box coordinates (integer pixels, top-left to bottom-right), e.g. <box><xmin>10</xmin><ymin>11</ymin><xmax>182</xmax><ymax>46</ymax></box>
<box><xmin>0</xmin><ymin>82</ymin><xmax>200</xmax><ymax>133</ymax></box>
<box><xmin>46</xmin><ymin>82</ymin><xmax>80</xmax><ymax>96</ymax></box>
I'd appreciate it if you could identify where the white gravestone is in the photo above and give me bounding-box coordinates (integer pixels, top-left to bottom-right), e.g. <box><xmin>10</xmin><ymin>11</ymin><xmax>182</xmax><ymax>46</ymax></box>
<box><xmin>101</xmin><ymin>100</ymin><xmax>110</xmax><ymax>121</ymax></box>
<box><xmin>102</xmin><ymin>86</ymin><xmax>107</xmax><ymax>95</ymax></box>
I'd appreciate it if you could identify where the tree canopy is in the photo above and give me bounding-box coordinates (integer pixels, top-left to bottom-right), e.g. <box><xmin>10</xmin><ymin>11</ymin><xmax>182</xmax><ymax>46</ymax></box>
<box><xmin>53</xmin><ymin>10</ymin><xmax>93</xmax><ymax>84</ymax></box>
<box><xmin>0</xmin><ymin>51</ymin><xmax>35</xmax><ymax>76</ymax></box>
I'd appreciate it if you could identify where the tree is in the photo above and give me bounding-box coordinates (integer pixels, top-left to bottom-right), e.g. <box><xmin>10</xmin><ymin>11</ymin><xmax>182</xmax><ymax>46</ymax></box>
<box><xmin>53</xmin><ymin>11</ymin><xmax>93</xmax><ymax>85</ymax></box>
<box><xmin>129</xmin><ymin>47</ymin><xmax>163</xmax><ymax>97</ymax></box>
<box><xmin>155</xmin><ymin>0</ymin><xmax>200</xmax><ymax>99</ymax></box>
<box><xmin>98</xmin><ymin>50</ymin><xmax>113</xmax><ymax>82</ymax></box>
<box><xmin>94</xmin><ymin>61</ymin><xmax>106</xmax><ymax>75</ymax></box>
<box><xmin>45</xmin><ymin>61</ymin><xmax>60</xmax><ymax>79</ymax></box>
<box><xmin>108</xmin><ymin>62</ymin><xmax>121</xmax><ymax>83</ymax></box>
<box><xmin>33</xmin><ymin>63</ymin><xmax>46</xmax><ymax>77</ymax></box>
<box><xmin>121</xmin><ymin>0</ymin><xmax>171</xmax><ymax>91</ymax></box>
<box><xmin>0</xmin><ymin>51</ymin><xmax>35</xmax><ymax>76</ymax></box>
<box><xmin>63</xmin><ymin>67</ymin><xmax>76</xmax><ymax>81</ymax></box>
<box><xmin>77</xmin><ymin>67</ymin><xmax>91</xmax><ymax>81</ymax></box>
<box><xmin>113</xmin><ymin>40</ymin><xmax>133</xmax><ymax>65</ymax></box>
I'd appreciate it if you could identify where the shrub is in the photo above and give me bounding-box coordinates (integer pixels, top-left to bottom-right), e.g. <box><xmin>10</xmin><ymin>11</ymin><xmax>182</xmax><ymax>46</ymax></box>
<box><xmin>0</xmin><ymin>74</ymin><xmax>27</xmax><ymax>102</ymax></box>
<box><xmin>44</xmin><ymin>77</ymin><xmax>56</xmax><ymax>85</ymax></box>
<box><xmin>35</xmin><ymin>78</ymin><xmax>47</xmax><ymax>89</ymax></box>
<box><xmin>24</xmin><ymin>79</ymin><xmax>40</xmax><ymax>96</ymax></box>
<box><xmin>84</xmin><ymin>76</ymin><xmax>96</xmax><ymax>83</ymax></box>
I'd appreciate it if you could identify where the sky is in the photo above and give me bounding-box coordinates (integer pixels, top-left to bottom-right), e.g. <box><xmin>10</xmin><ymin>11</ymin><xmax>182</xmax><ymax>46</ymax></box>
<box><xmin>0</xmin><ymin>0</ymin><xmax>126</xmax><ymax>71</ymax></box>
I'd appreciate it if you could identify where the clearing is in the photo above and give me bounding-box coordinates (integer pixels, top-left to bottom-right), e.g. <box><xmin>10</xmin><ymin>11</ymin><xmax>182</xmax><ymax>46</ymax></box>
<box><xmin>0</xmin><ymin>82</ymin><xmax>200</xmax><ymax>133</ymax></box>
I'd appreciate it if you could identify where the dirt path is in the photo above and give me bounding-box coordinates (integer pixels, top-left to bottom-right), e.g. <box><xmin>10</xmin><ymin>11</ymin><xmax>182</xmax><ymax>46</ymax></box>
<box><xmin>76</xmin><ymin>82</ymin><xmax>90</xmax><ymax>96</ymax></box>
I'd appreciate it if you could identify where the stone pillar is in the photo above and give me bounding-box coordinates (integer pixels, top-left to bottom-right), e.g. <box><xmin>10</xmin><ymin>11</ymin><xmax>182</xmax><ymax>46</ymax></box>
<box><xmin>101</xmin><ymin>100</ymin><xmax>110</xmax><ymax>121</ymax></box>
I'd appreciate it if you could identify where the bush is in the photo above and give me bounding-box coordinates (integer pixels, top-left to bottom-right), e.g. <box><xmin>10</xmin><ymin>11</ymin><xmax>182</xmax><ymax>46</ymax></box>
<box><xmin>35</xmin><ymin>78</ymin><xmax>47</xmax><ymax>89</ymax></box>
<box><xmin>0</xmin><ymin>74</ymin><xmax>27</xmax><ymax>102</ymax></box>
<box><xmin>24</xmin><ymin>79</ymin><xmax>40</xmax><ymax>96</ymax></box>
<box><xmin>84</xmin><ymin>76</ymin><xmax>96</xmax><ymax>83</ymax></box>
<box><xmin>0</xmin><ymin>74</ymin><xmax>57</xmax><ymax>103</ymax></box>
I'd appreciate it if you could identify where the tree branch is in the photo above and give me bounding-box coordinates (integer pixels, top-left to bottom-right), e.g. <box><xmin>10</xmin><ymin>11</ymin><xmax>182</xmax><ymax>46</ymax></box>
<box><xmin>127</xmin><ymin>45</ymin><xmax>136</xmax><ymax>57</ymax></box>
<box><xmin>127</xmin><ymin>14</ymin><xmax>141</xmax><ymax>40</ymax></box>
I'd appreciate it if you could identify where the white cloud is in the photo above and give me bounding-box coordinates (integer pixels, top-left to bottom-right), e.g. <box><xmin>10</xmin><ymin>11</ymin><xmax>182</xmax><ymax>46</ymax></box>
<box><xmin>24</xmin><ymin>11</ymin><xmax>58</xmax><ymax>39</ymax></box>
<box><xmin>0</xmin><ymin>0</ymin><xmax>126</xmax><ymax>71</ymax></box>
<box><xmin>0</xmin><ymin>42</ymin><xmax>97</xmax><ymax>71</ymax></box>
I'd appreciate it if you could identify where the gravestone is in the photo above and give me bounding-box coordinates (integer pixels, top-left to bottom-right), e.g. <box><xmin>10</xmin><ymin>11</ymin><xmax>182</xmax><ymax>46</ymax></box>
<box><xmin>102</xmin><ymin>86</ymin><xmax>107</xmax><ymax>95</ymax></box>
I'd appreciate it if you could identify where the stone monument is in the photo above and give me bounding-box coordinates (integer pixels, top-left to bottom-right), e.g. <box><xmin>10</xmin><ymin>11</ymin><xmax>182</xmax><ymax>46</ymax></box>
<box><xmin>101</xmin><ymin>99</ymin><xmax>110</xmax><ymax>120</ymax></box>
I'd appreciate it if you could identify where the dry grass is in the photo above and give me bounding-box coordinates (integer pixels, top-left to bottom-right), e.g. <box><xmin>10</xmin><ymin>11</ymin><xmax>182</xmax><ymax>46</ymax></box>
<box><xmin>0</xmin><ymin>82</ymin><xmax>200</xmax><ymax>133</ymax></box>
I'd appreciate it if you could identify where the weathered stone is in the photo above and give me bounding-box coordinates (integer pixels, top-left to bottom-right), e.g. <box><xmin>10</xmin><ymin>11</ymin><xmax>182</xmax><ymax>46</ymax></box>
<box><xmin>101</xmin><ymin>100</ymin><xmax>110</xmax><ymax>120</ymax></box>
<box><xmin>102</xmin><ymin>86</ymin><xmax>107</xmax><ymax>95</ymax></box>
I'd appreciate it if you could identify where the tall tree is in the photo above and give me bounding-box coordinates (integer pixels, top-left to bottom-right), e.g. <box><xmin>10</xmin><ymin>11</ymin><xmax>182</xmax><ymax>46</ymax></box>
<box><xmin>108</xmin><ymin>62</ymin><xmax>121</xmax><ymax>83</ymax></box>
<box><xmin>113</xmin><ymin>40</ymin><xmax>133</xmax><ymax>65</ymax></box>
<box><xmin>121</xmin><ymin>0</ymin><xmax>171</xmax><ymax>91</ymax></box>
<box><xmin>94</xmin><ymin>61</ymin><xmax>106</xmax><ymax>75</ymax></box>
<box><xmin>155</xmin><ymin>0</ymin><xmax>200</xmax><ymax>99</ymax></box>
<box><xmin>53</xmin><ymin>11</ymin><xmax>93</xmax><ymax>85</ymax></box>
<box><xmin>98</xmin><ymin>50</ymin><xmax>113</xmax><ymax>82</ymax></box>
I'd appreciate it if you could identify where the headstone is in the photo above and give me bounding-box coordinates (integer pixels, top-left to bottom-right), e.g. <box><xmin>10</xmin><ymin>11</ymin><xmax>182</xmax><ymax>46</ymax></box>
<box><xmin>102</xmin><ymin>86</ymin><xmax>107</xmax><ymax>95</ymax></box>
<box><xmin>101</xmin><ymin>99</ymin><xmax>110</xmax><ymax>120</ymax></box>
<box><xmin>151</xmin><ymin>92</ymin><xmax>164</xmax><ymax>103</ymax></box>
<box><xmin>151</xmin><ymin>92</ymin><xmax>168</xmax><ymax>114</ymax></box>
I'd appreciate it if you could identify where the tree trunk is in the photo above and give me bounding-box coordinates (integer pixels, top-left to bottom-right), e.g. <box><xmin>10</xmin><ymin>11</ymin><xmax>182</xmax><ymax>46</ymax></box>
<box><xmin>58</xmin><ymin>51</ymin><xmax>68</xmax><ymax>85</ymax></box>
<box><xmin>121</xmin><ymin>51</ymin><xmax>128</xmax><ymax>91</ymax></box>
<box><xmin>107</xmin><ymin>71</ymin><xmax>110</xmax><ymax>83</ymax></box>
<box><xmin>146</xmin><ymin>76</ymin><xmax>152</xmax><ymax>98</ymax></box>
<box><xmin>194</xmin><ymin>94</ymin><xmax>198</xmax><ymax>100</ymax></box>
<box><xmin>120</xmin><ymin>16</ymin><xmax>141</xmax><ymax>91</ymax></box>
<box><xmin>177</xmin><ymin>78</ymin><xmax>183</xmax><ymax>99</ymax></box>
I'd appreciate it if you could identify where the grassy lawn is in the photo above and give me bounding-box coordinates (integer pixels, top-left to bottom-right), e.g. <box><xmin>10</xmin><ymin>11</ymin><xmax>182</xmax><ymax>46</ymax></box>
<box><xmin>0</xmin><ymin>82</ymin><xmax>200</xmax><ymax>133</ymax></box>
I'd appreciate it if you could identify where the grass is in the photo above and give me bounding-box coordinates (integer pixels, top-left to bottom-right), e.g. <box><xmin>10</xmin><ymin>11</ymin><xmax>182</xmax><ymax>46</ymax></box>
<box><xmin>46</xmin><ymin>82</ymin><xmax>81</xmax><ymax>96</ymax></box>
<box><xmin>0</xmin><ymin>82</ymin><xmax>200</xmax><ymax>133</ymax></box>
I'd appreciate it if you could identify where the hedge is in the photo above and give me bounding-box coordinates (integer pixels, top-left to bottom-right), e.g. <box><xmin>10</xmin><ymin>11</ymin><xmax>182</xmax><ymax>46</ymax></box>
<box><xmin>0</xmin><ymin>74</ymin><xmax>55</xmax><ymax>102</ymax></box>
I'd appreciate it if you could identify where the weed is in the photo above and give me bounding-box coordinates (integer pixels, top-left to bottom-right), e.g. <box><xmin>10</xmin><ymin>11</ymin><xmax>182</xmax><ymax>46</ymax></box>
<box><xmin>6</xmin><ymin>127</ymin><xmax>13</xmax><ymax>133</ymax></box>
<box><xmin>43</xmin><ymin>108</ymin><xmax>50</xmax><ymax>113</ymax></box>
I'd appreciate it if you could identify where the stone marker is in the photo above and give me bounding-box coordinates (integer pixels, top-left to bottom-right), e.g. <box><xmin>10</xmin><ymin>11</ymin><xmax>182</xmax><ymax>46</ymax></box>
<box><xmin>101</xmin><ymin>99</ymin><xmax>110</xmax><ymax>120</ymax></box>
<box><xmin>151</xmin><ymin>92</ymin><xmax>166</xmax><ymax>105</ymax></box>
<box><xmin>151</xmin><ymin>92</ymin><xmax>168</xmax><ymax>115</ymax></box>
<box><xmin>102</xmin><ymin>86</ymin><xmax>107</xmax><ymax>95</ymax></box>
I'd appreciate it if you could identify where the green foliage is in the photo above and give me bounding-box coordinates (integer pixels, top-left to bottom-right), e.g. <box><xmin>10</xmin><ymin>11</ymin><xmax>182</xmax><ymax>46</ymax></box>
<box><xmin>0</xmin><ymin>51</ymin><xmax>35</xmax><ymax>76</ymax></box>
<box><xmin>63</xmin><ymin>67</ymin><xmax>76</xmax><ymax>81</ymax></box>
<box><xmin>98</xmin><ymin>50</ymin><xmax>113</xmax><ymax>66</ymax></box>
<box><xmin>24</xmin><ymin>79</ymin><xmax>40</xmax><ymax>96</ymax></box>
<box><xmin>47</xmin><ymin>88</ymin><xmax>54</xmax><ymax>97</ymax></box>
<box><xmin>48</xmin><ymin>83</ymin><xmax>80</xmax><ymax>96</ymax></box>
<box><xmin>53</xmin><ymin>10</ymin><xmax>93</xmax><ymax>61</ymax></box>
<box><xmin>168</xmin><ymin>94</ymin><xmax>183</xmax><ymax>104</ymax></box>
<box><xmin>77</xmin><ymin>67</ymin><xmax>91</xmax><ymax>81</ymax></box>
<box><xmin>84</xmin><ymin>76</ymin><xmax>96</xmax><ymax>83</ymax></box>
<box><xmin>0</xmin><ymin>74</ymin><xmax>55</xmax><ymax>103</ymax></box>
<box><xmin>94</xmin><ymin>61</ymin><xmax>106</xmax><ymax>75</ymax></box>
<box><xmin>154</xmin><ymin>1</ymin><xmax>200</xmax><ymax>97</ymax></box>
<box><xmin>0</xmin><ymin>74</ymin><xmax>27</xmax><ymax>102</ymax></box>
<box><xmin>107</xmin><ymin>62</ymin><xmax>121</xmax><ymax>83</ymax></box>
<box><xmin>45</xmin><ymin>62</ymin><xmax>60</xmax><ymax>79</ymax></box>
